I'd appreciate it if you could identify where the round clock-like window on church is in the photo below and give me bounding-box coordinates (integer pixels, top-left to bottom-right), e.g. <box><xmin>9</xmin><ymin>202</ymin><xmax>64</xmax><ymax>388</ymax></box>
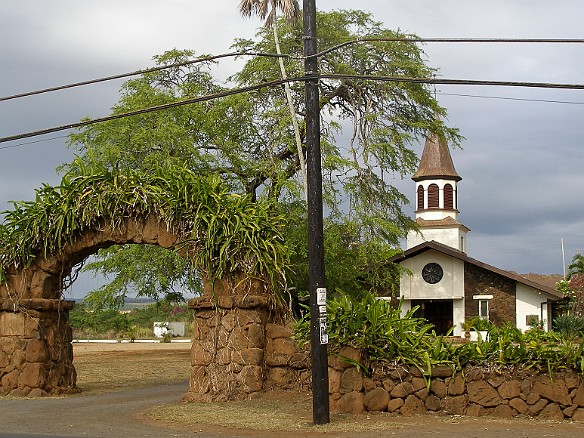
<box><xmin>422</xmin><ymin>263</ymin><xmax>443</xmax><ymax>284</ymax></box>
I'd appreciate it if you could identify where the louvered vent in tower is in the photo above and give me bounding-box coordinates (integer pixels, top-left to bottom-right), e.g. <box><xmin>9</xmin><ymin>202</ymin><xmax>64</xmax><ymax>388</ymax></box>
<box><xmin>428</xmin><ymin>184</ymin><xmax>439</xmax><ymax>208</ymax></box>
<box><xmin>417</xmin><ymin>185</ymin><xmax>424</xmax><ymax>210</ymax></box>
<box><xmin>444</xmin><ymin>184</ymin><xmax>454</xmax><ymax>210</ymax></box>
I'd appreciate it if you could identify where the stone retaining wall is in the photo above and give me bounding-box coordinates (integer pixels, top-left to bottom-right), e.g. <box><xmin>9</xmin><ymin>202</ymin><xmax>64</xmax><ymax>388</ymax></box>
<box><xmin>326</xmin><ymin>347</ymin><xmax>584</xmax><ymax>421</ymax></box>
<box><xmin>182</xmin><ymin>306</ymin><xmax>584</xmax><ymax>422</ymax></box>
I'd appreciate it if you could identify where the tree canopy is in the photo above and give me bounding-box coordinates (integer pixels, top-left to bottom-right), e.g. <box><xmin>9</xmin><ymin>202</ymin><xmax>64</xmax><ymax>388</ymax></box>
<box><xmin>61</xmin><ymin>9</ymin><xmax>460</xmax><ymax>307</ymax></box>
<box><xmin>568</xmin><ymin>253</ymin><xmax>584</xmax><ymax>279</ymax></box>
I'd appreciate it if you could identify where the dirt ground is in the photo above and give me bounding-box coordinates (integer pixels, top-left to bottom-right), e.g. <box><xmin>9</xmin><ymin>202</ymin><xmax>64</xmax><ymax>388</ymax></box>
<box><xmin>1</xmin><ymin>342</ymin><xmax>584</xmax><ymax>438</ymax></box>
<box><xmin>72</xmin><ymin>339</ymin><xmax>193</xmax><ymax>354</ymax></box>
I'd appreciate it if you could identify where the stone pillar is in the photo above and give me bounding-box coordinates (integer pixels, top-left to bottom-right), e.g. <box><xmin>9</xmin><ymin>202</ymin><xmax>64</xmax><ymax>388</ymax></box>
<box><xmin>183</xmin><ymin>295</ymin><xmax>274</xmax><ymax>402</ymax></box>
<box><xmin>0</xmin><ymin>298</ymin><xmax>77</xmax><ymax>396</ymax></box>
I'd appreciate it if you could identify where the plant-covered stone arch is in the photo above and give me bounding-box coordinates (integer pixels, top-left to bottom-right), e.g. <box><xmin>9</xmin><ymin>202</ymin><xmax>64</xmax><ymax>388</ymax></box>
<box><xmin>0</xmin><ymin>162</ymin><xmax>288</xmax><ymax>396</ymax></box>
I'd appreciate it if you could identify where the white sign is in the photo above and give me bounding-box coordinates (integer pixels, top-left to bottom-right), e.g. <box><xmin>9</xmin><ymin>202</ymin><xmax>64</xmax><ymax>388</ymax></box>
<box><xmin>319</xmin><ymin>316</ymin><xmax>328</xmax><ymax>345</ymax></box>
<box><xmin>317</xmin><ymin>287</ymin><xmax>327</xmax><ymax>306</ymax></box>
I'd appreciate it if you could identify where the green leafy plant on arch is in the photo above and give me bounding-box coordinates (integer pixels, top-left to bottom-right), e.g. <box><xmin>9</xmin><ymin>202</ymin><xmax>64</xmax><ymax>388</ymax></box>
<box><xmin>0</xmin><ymin>159</ymin><xmax>288</xmax><ymax>304</ymax></box>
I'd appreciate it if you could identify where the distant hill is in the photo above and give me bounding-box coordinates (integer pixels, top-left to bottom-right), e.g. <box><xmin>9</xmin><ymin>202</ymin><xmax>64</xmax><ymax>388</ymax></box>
<box><xmin>518</xmin><ymin>273</ymin><xmax>563</xmax><ymax>290</ymax></box>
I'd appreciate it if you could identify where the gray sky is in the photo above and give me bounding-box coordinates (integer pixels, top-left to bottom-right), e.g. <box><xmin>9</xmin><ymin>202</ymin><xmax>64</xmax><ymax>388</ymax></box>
<box><xmin>1</xmin><ymin>1</ymin><xmax>583</xmax><ymax>299</ymax></box>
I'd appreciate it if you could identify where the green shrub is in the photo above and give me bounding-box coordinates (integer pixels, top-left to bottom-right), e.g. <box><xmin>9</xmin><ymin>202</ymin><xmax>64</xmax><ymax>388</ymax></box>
<box><xmin>293</xmin><ymin>292</ymin><xmax>458</xmax><ymax>378</ymax></box>
<box><xmin>462</xmin><ymin>316</ymin><xmax>493</xmax><ymax>332</ymax></box>
<box><xmin>553</xmin><ymin>315</ymin><xmax>584</xmax><ymax>339</ymax></box>
<box><xmin>293</xmin><ymin>292</ymin><xmax>584</xmax><ymax>377</ymax></box>
<box><xmin>70</xmin><ymin>301</ymin><xmax>193</xmax><ymax>340</ymax></box>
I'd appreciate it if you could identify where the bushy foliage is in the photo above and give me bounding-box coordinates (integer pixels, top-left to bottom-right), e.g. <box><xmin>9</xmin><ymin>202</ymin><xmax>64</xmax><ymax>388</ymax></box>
<box><xmin>283</xmin><ymin>204</ymin><xmax>403</xmax><ymax>306</ymax></box>
<box><xmin>70</xmin><ymin>302</ymin><xmax>193</xmax><ymax>340</ymax></box>
<box><xmin>70</xmin><ymin>306</ymin><xmax>130</xmax><ymax>336</ymax></box>
<box><xmin>59</xmin><ymin>10</ymin><xmax>461</xmax><ymax>305</ymax></box>
<box><xmin>294</xmin><ymin>293</ymin><xmax>584</xmax><ymax>376</ymax></box>
<box><xmin>81</xmin><ymin>245</ymin><xmax>201</xmax><ymax>309</ymax></box>
<box><xmin>553</xmin><ymin>315</ymin><xmax>584</xmax><ymax>340</ymax></box>
<box><xmin>294</xmin><ymin>293</ymin><xmax>458</xmax><ymax>377</ymax></box>
<box><xmin>0</xmin><ymin>160</ymin><xmax>288</xmax><ymax>302</ymax></box>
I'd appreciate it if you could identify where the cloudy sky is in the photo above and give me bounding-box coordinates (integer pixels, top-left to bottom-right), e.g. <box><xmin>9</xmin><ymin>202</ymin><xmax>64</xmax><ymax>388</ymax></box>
<box><xmin>1</xmin><ymin>1</ymin><xmax>584</xmax><ymax>297</ymax></box>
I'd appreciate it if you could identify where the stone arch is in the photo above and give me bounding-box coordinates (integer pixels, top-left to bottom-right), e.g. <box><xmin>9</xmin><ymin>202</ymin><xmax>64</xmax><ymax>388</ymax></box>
<box><xmin>1</xmin><ymin>214</ymin><xmax>180</xmax><ymax>302</ymax></box>
<box><xmin>0</xmin><ymin>214</ymin><xmax>175</xmax><ymax>395</ymax></box>
<box><xmin>0</xmin><ymin>165</ymin><xmax>290</xmax><ymax>398</ymax></box>
<box><xmin>0</xmin><ymin>213</ymin><xmax>280</xmax><ymax>397</ymax></box>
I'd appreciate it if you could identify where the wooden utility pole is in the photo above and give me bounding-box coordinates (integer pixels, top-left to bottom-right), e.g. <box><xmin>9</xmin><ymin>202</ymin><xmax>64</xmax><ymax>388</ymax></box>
<box><xmin>303</xmin><ymin>0</ymin><xmax>330</xmax><ymax>425</ymax></box>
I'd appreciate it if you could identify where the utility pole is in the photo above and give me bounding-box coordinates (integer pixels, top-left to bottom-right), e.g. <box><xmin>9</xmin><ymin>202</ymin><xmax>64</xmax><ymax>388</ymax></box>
<box><xmin>303</xmin><ymin>0</ymin><xmax>330</xmax><ymax>425</ymax></box>
<box><xmin>561</xmin><ymin>238</ymin><xmax>566</xmax><ymax>278</ymax></box>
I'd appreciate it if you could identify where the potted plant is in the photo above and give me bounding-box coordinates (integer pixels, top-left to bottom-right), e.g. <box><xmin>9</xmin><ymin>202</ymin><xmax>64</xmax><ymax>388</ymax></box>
<box><xmin>463</xmin><ymin>317</ymin><xmax>492</xmax><ymax>342</ymax></box>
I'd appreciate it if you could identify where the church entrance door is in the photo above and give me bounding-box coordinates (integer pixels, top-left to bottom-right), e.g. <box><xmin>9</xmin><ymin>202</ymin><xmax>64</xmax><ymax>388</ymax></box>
<box><xmin>412</xmin><ymin>299</ymin><xmax>453</xmax><ymax>335</ymax></box>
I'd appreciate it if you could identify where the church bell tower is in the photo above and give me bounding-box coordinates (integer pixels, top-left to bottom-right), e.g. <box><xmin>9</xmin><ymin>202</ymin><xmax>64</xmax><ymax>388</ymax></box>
<box><xmin>406</xmin><ymin>131</ymin><xmax>469</xmax><ymax>252</ymax></box>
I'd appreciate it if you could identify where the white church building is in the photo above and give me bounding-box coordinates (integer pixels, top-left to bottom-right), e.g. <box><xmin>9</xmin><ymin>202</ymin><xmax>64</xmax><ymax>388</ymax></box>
<box><xmin>387</xmin><ymin>131</ymin><xmax>563</xmax><ymax>337</ymax></box>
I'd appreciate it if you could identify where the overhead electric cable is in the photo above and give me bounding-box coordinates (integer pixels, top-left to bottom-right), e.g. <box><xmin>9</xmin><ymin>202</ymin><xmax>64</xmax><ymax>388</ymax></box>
<box><xmin>6</xmin><ymin>89</ymin><xmax>583</xmax><ymax>151</ymax></box>
<box><xmin>0</xmin><ymin>135</ymin><xmax>69</xmax><ymax>150</ymax></box>
<box><xmin>2</xmin><ymin>38</ymin><xmax>583</xmax><ymax>103</ymax></box>
<box><xmin>309</xmin><ymin>37</ymin><xmax>584</xmax><ymax>59</ymax></box>
<box><xmin>437</xmin><ymin>92</ymin><xmax>584</xmax><ymax>105</ymax></box>
<box><xmin>2</xmin><ymin>73</ymin><xmax>584</xmax><ymax>144</ymax></box>
<box><xmin>320</xmin><ymin>74</ymin><xmax>584</xmax><ymax>90</ymax></box>
<box><xmin>0</xmin><ymin>51</ymin><xmax>289</xmax><ymax>103</ymax></box>
<box><xmin>0</xmin><ymin>76</ymin><xmax>298</xmax><ymax>143</ymax></box>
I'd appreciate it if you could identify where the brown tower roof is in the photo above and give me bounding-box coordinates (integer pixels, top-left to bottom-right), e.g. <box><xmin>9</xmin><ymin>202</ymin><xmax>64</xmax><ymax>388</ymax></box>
<box><xmin>412</xmin><ymin>132</ymin><xmax>461</xmax><ymax>182</ymax></box>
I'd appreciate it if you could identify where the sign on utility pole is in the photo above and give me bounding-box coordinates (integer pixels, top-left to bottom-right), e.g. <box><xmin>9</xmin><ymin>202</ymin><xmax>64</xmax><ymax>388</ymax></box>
<box><xmin>303</xmin><ymin>0</ymin><xmax>330</xmax><ymax>425</ymax></box>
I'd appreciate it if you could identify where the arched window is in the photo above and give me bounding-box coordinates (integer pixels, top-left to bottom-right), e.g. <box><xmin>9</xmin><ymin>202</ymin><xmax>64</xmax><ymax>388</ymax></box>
<box><xmin>444</xmin><ymin>184</ymin><xmax>454</xmax><ymax>210</ymax></box>
<box><xmin>417</xmin><ymin>185</ymin><xmax>424</xmax><ymax>210</ymax></box>
<box><xmin>428</xmin><ymin>184</ymin><xmax>439</xmax><ymax>208</ymax></box>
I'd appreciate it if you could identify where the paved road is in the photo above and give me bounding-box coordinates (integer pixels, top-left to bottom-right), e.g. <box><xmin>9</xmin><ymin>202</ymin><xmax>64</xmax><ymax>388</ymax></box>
<box><xmin>0</xmin><ymin>382</ymin><xmax>236</xmax><ymax>438</ymax></box>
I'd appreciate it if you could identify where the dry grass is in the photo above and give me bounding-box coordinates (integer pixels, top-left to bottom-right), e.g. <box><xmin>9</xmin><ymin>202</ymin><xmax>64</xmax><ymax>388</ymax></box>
<box><xmin>73</xmin><ymin>342</ymin><xmax>191</xmax><ymax>393</ymax></box>
<box><xmin>151</xmin><ymin>397</ymin><xmax>399</xmax><ymax>434</ymax></box>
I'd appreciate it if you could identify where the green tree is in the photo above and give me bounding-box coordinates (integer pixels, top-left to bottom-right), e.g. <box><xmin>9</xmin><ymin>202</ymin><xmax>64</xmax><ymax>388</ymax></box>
<box><xmin>568</xmin><ymin>252</ymin><xmax>584</xmax><ymax>279</ymax></box>
<box><xmin>64</xmin><ymin>10</ymin><xmax>460</xmax><ymax>307</ymax></box>
<box><xmin>239</xmin><ymin>0</ymin><xmax>307</xmax><ymax>197</ymax></box>
<box><xmin>82</xmin><ymin>245</ymin><xmax>202</xmax><ymax>310</ymax></box>
<box><xmin>232</xmin><ymin>10</ymin><xmax>460</xmax><ymax>239</ymax></box>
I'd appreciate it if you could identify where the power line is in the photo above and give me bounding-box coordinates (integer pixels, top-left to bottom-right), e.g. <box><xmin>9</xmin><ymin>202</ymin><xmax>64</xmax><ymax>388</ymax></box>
<box><xmin>0</xmin><ymin>135</ymin><xmax>69</xmax><ymax>150</ymax></box>
<box><xmin>437</xmin><ymin>92</ymin><xmax>584</xmax><ymax>105</ymax></box>
<box><xmin>320</xmin><ymin>74</ymin><xmax>584</xmax><ymax>90</ymax></box>
<box><xmin>5</xmin><ymin>89</ymin><xmax>583</xmax><ymax>152</ymax></box>
<box><xmin>0</xmin><ymin>76</ymin><xmax>296</xmax><ymax>143</ymax></box>
<box><xmin>3</xmin><ymin>73</ymin><xmax>584</xmax><ymax>144</ymax></box>
<box><xmin>2</xmin><ymin>38</ymin><xmax>583</xmax><ymax>103</ymax></box>
<box><xmin>0</xmin><ymin>51</ymin><xmax>289</xmax><ymax>103</ymax></box>
<box><xmin>310</xmin><ymin>37</ymin><xmax>584</xmax><ymax>59</ymax></box>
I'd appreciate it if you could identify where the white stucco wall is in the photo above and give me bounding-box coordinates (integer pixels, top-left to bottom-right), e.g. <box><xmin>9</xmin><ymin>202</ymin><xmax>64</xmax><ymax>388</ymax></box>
<box><xmin>399</xmin><ymin>250</ymin><xmax>464</xmax><ymax>300</ymax></box>
<box><xmin>452</xmin><ymin>299</ymin><xmax>465</xmax><ymax>337</ymax></box>
<box><xmin>398</xmin><ymin>250</ymin><xmax>466</xmax><ymax>336</ymax></box>
<box><xmin>407</xmin><ymin>227</ymin><xmax>467</xmax><ymax>252</ymax></box>
<box><xmin>515</xmin><ymin>284</ymin><xmax>556</xmax><ymax>332</ymax></box>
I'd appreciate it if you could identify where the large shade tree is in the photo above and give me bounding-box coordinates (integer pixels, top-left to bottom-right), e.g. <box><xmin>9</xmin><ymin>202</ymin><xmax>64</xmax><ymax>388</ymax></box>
<box><xmin>63</xmin><ymin>10</ymin><xmax>461</xmax><ymax>307</ymax></box>
<box><xmin>238</xmin><ymin>0</ymin><xmax>307</xmax><ymax>198</ymax></box>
